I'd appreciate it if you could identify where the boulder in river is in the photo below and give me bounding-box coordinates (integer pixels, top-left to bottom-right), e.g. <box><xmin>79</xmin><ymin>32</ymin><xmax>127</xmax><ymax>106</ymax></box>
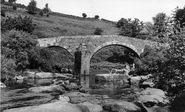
<box><xmin>103</xmin><ymin>100</ymin><xmax>146</xmax><ymax>112</ymax></box>
<box><xmin>29</xmin><ymin>85</ymin><xmax>65</xmax><ymax>94</ymax></box>
<box><xmin>0</xmin><ymin>81</ymin><xmax>6</xmax><ymax>88</ymax></box>
<box><xmin>3</xmin><ymin>100</ymin><xmax>82</xmax><ymax>112</ymax></box>
<box><xmin>78</xmin><ymin>102</ymin><xmax>102</xmax><ymax>112</ymax></box>
<box><xmin>138</xmin><ymin>88</ymin><xmax>169</xmax><ymax>107</ymax></box>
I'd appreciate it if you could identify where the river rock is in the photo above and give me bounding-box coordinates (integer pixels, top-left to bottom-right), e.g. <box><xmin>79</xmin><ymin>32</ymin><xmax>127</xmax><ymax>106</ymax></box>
<box><xmin>103</xmin><ymin>100</ymin><xmax>144</xmax><ymax>112</ymax></box>
<box><xmin>138</xmin><ymin>88</ymin><xmax>169</xmax><ymax>107</ymax></box>
<box><xmin>59</xmin><ymin>95</ymin><xmax>70</xmax><ymax>102</ymax></box>
<box><xmin>29</xmin><ymin>85</ymin><xmax>65</xmax><ymax>94</ymax></box>
<box><xmin>54</xmin><ymin>73</ymin><xmax>72</xmax><ymax>79</ymax></box>
<box><xmin>25</xmin><ymin>71</ymin><xmax>53</xmax><ymax>79</ymax></box>
<box><xmin>78</xmin><ymin>102</ymin><xmax>103</xmax><ymax>112</ymax></box>
<box><xmin>3</xmin><ymin>101</ymin><xmax>82</xmax><ymax>112</ymax></box>
<box><xmin>79</xmin><ymin>88</ymin><xmax>88</xmax><ymax>93</ymax></box>
<box><xmin>0</xmin><ymin>81</ymin><xmax>6</xmax><ymax>88</ymax></box>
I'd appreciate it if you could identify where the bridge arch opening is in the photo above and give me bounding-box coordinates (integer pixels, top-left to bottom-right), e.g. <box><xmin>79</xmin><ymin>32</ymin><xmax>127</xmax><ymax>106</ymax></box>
<box><xmin>88</xmin><ymin>43</ymin><xmax>139</xmax><ymax>88</ymax></box>
<box><xmin>40</xmin><ymin>46</ymin><xmax>74</xmax><ymax>73</ymax></box>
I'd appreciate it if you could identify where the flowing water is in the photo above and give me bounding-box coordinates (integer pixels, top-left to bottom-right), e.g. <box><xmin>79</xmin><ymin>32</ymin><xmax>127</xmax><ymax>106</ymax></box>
<box><xmin>2</xmin><ymin>73</ymin><xmax>138</xmax><ymax>101</ymax></box>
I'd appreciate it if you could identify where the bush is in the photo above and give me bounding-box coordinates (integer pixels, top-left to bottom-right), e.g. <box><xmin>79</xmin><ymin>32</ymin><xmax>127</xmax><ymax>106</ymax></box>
<box><xmin>94</xmin><ymin>28</ymin><xmax>103</xmax><ymax>35</ymax></box>
<box><xmin>134</xmin><ymin>45</ymin><xmax>166</xmax><ymax>74</ymax></box>
<box><xmin>95</xmin><ymin>15</ymin><xmax>99</xmax><ymax>19</ymax></box>
<box><xmin>1</xmin><ymin>30</ymin><xmax>38</xmax><ymax>71</ymax></box>
<box><xmin>1</xmin><ymin>15</ymin><xmax>36</xmax><ymax>33</ymax></box>
<box><xmin>1</xmin><ymin>9</ymin><xmax>6</xmax><ymax>17</ymax></box>
<box><xmin>82</xmin><ymin>13</ymin><xmax>87</xmax><ymax>18</ymax></box>
<box><xmin>27</xmin><ymin>0</ymin><xmax>37</xmax><ymax>14</ymax></box>
<box><xmin>171</xmin><ymin>92</ymin><xmax>185</xmax><ymax>112</ymax></box>
<box><xmin>13</xmin><ymin>5</ymin><xmax>17</xmax><ymax>10</ymax></box>
<box><xmin>117</xmin><ymin>18</ymin><xmax>143</xmax><ymax>37</ymax></box>
<box><xmin>1</xmin><ymin>55</ymin><xmax>16</xmax><ymax>79</ymax></box>
<box><xmin>39</xmin><ymin>10</ymin><xmax>44</xmax><ymax>16</ymax></box>
<box><xmin>46</xmin><ymin>13</ymin><xmax>49</xmax><ymax>17</ymax></box>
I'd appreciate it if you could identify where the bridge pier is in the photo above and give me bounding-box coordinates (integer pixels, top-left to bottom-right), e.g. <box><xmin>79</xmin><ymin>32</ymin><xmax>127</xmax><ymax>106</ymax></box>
<box><xmin>80</xmin><ymin>43</ymin><xmax>91</xmax><ymax>88</ymax></box>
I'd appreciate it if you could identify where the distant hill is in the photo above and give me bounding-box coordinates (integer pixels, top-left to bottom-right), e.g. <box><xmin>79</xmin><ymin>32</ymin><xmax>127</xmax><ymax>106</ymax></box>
<box><xmin>1</xmin><ymin>4</ymin><xmax>119</xmax><ymax>38</ymax></box>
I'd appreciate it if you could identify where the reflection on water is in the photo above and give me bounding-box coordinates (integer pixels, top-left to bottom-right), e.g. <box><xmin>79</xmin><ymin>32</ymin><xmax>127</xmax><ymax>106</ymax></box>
<box><xmin>25</xmin><ymin>78</ymin><xmax>53</xmax><ymax>86</ymax></box>
<box><xmin>87</xmin><ymin>74</ymin><xmax>133</xmax><ymax>100</ymax></box>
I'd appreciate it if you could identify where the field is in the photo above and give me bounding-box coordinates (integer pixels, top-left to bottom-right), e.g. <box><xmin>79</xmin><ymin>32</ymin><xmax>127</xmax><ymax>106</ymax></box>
<box><xmin>2</xmin><ymin>4</ymin><xmax>119</xmax><ymax>38</ymax></box>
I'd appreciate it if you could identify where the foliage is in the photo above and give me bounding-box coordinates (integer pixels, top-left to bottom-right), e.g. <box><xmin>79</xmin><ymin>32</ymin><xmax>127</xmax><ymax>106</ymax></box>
<box><xmin>134</xmin><ymin>45</ymin><xmax>166</xmax><ymax>74</ymax></box>
<box><xmin>1</xmin><ymin>30</ymin><xmax>38</xmax><ymax>71</ymax></box>
<box><xmin>8</xmin><ymin>0</ymin><xmax>16</xmax><ymax>3</ymax></box>
<box><xmin>91</xmin><ymin>45</ymin><xmax>137</xmax><ymax>64</ymax></box>
<box><xmin>1</xmin><ymin>9</ymin><xmax>6</xmax><ymax>17</ymax></box>
<box><xmin>1</xmin><ymin>55</ymin><xmax>16</xmax><ymax>78</ymax></box>
<box><xmin>1</xmin><ymin>15</ymin><xmax>36</xmax><ymax>33</ymax></box>
<box><xmin>155</xmin><ymin>31</ymin><xmax>185</xmax><ymax>96</ymax></box>
<box><xmin>152</xmin><ymin>13</ymin><xmax>171</xmax><ymax>40</ymax></box>
<box><xmin>1</xmin><ymin>0</ymin><xmax>5</xmax><ymax>3</ymax></box>
<box><xmin>39</xmin><ymin>10</ymin><xmax>44</xmax><ymax>16</ymax></box>
<box><xmin>94</xmin><ymin>28</ymin><xmax>103</xmax><ymax>35</ymax></box>
<box><xmin>27</xmin><ymin>0</ymin><xmax>37</xmax><ymax>15</ymax></box>
<box><xmin>95</xmin><ymin>15</ymin><xmax>99</xmax><ymax>19</ymax></box>
<box><xmin>117</xmin><ymin>18</ymin><xmax>143</xmax><ymax>37</ymax></box>
<box><xmin>82</xmin><ymin>13</ymin><xmax>87</xmax><ymax>18</ymax></box>
<box><xmin>170</xmin><ymin>92</ymin><xmax>185</xmax><ymax>112</ymax></box>
<box><xmin>13</xmin><ymin>4</ymin><xmax>17</xmax><ymax>10</ymax></box>
<box><xmin>42</xmin><ymin>3</ymin><xmax>50</xmax><ymax>17</ymax></box>
<box><xmin>173</xmin><ymin>6</ymin><xmax>185</xmax><ymax>28</ymax></box>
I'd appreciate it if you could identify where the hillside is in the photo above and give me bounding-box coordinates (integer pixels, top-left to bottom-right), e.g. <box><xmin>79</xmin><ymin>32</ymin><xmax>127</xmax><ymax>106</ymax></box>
<box><xmin>1</xmin><ymin>4</ymin><xmax>119</xmax><ymax>38</ymax></box>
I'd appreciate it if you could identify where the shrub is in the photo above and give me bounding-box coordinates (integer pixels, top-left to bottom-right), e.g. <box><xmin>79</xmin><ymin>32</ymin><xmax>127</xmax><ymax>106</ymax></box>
<box><xmin>1</xmin><ymin>55</ymin><xmax>16</xmax><ymax>79</ymax></box>
<box><xmin>82</xmin><ymin>13</ymin><xmax>87</xmax><ymax>18</ymax></box>
<box><xmin>13</xmin><ymin>5</ymin><xmax>17</xmax><ymax>10</ymax></box>
<box><xmin>95</xmin><ymin>15</ymin><xmax>99</xmax><ymax>19</ymax></box>
<box><xmin>39</xmin><ymin>10</ymin><xmax>44</xmax><ymax>16</ymax></box>
<box><xmin>27</xmin><ymin>0</ymin><xmax>37</xmax><ymax>14</ymax></box>
<box><xmin>134</xmin><ymin>45</ymin><xmax>166</xmax><ymax>74</ymax></box>
<box><xmin>117</xmin><ymin>18</ymin><xmax>143</xmax><ymax>37</ymax></box>
<box><xmin>1</xmin><ymin>9</ymin><xmax>6</xmax><ymax>17</ymax></box>
<box><xmin>46</xmin><ymin>13</ymin><xmax>49</xmax><ymax>17</ymax></box>
<box><xmin>1</xmin><ymin>30</ymin><xmax>38</xmax><ymax>71</ymax></box>
<box><xmin>1</xmin><ymin>15</ymin><xmax>36</xmax><ymax>33</ymax></box>
<box><xmin>94</xmin><ymin>28</ymin><xmax>103</xmax><ymax>35</ymax></box>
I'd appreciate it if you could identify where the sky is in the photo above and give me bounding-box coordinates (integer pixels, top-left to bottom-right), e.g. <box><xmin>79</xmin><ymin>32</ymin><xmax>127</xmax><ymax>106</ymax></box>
<box><xmin>16</xmin><ymin>0</ymin><xmax>184</xmax><ymax>22</ymax></box>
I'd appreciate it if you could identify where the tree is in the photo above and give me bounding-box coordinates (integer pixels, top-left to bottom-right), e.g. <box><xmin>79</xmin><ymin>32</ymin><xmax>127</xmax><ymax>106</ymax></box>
<box><xmin>1</xmin><ymin>30</ymin><xmax>38</xmax><ymax>71</ymax></box>
<box><xmin>1</xmin><ymin>15</ymin><xmax>36</xmax><ymax>33</ymax></box>
<box><xmin>42</xmin><ymin>3</ymin><xmax>51</xmax><ymax>17</ymax></box>
<box><xmin>156</xmin><ymin>31</ymin><xmax>185</xmax><ymax>96</ymax></box>
<box><xmin>27</xmin><ymin>0</ymin><xmax>37</xmax><ymax>14</ymax></box>
<box><xmin>8</xmin><ymin>0</ymin><xmax>16</xmax><ymax>3</ymax></box>
<box><xmin>94</xmin><ymin>28</ymin><xmax>103</xmax><ymax>35</ymax></box>
<box><xmin>82</xmin><ymin>13</ymin><xmax>87</xmax><ymax>18</ymax></box>
<box><xmin>1</xmin><ymin>9</ymin><xmax>6</xmax><ymax>17</ymax></box>
<box><xmin>152</xmin><ymin>13</ymin><xmax>172</xmax><ymax>40</ymax></box>
<box><xmin>174</xmin><ymin>7</ymin><xmax>185</xmax><ymax>28</ymax></box>
<box><xmin>117</xmin><ymin>18</ymin><xmax>143</xmax><ymax>37</ymax></box>
<box><xmin>134</xmin><ymin>45</ymin><xmax>166</xmax><ymax>74</ymax></box>
<box><xmin>95</xmin><ymin>15</ymin><xmax>99</xmax><ymax>19</ymax></box>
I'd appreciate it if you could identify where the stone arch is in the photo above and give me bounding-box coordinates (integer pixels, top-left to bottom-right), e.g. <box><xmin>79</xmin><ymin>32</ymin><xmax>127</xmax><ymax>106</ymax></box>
<box><xmin>81</xmin><ymin>41</ymin><xmax>140</xmax><ymax>75</ymax></box>
<box><xmin>46</xmin><ymin>46</ymin><xmax>75</xmax><ymax>70</ymax></box>
<box><xmin>47</xmin><ymin>46</ymin><xmax>74</xmax><ymax>58</ymax></box>
<box><xmin>89</xmin><ymin>41</ymin><xmax>140</xmax><ymax>61</ymax></box>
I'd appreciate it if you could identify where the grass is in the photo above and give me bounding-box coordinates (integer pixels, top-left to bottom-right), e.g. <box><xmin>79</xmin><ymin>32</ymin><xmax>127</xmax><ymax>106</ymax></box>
<box><xmin>1</xmin><ymin>4</ymin><xmax>119</xmax><ymax>38</ymax></box>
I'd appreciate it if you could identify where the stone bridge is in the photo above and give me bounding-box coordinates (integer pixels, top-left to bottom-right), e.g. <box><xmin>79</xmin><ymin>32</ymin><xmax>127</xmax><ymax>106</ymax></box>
<box><xmin>37</xmin><ymin>35</ymin><xmax>158</xmax><ymax>76</ymax></box>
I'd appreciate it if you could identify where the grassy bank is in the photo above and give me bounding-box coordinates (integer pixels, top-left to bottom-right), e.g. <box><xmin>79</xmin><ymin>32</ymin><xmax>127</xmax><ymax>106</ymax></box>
<box><xmin>1</xmin><ymin>4</ymin><xmax>119</xmax><ymax>38</ymax></box>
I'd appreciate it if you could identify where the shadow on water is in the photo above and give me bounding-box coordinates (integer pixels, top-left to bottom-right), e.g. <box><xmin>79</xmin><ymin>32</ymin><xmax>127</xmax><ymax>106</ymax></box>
<box><xmin>87</xmin><ymin>73</ymin><xmax>137</xmax><ymax>101</ymax></box>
